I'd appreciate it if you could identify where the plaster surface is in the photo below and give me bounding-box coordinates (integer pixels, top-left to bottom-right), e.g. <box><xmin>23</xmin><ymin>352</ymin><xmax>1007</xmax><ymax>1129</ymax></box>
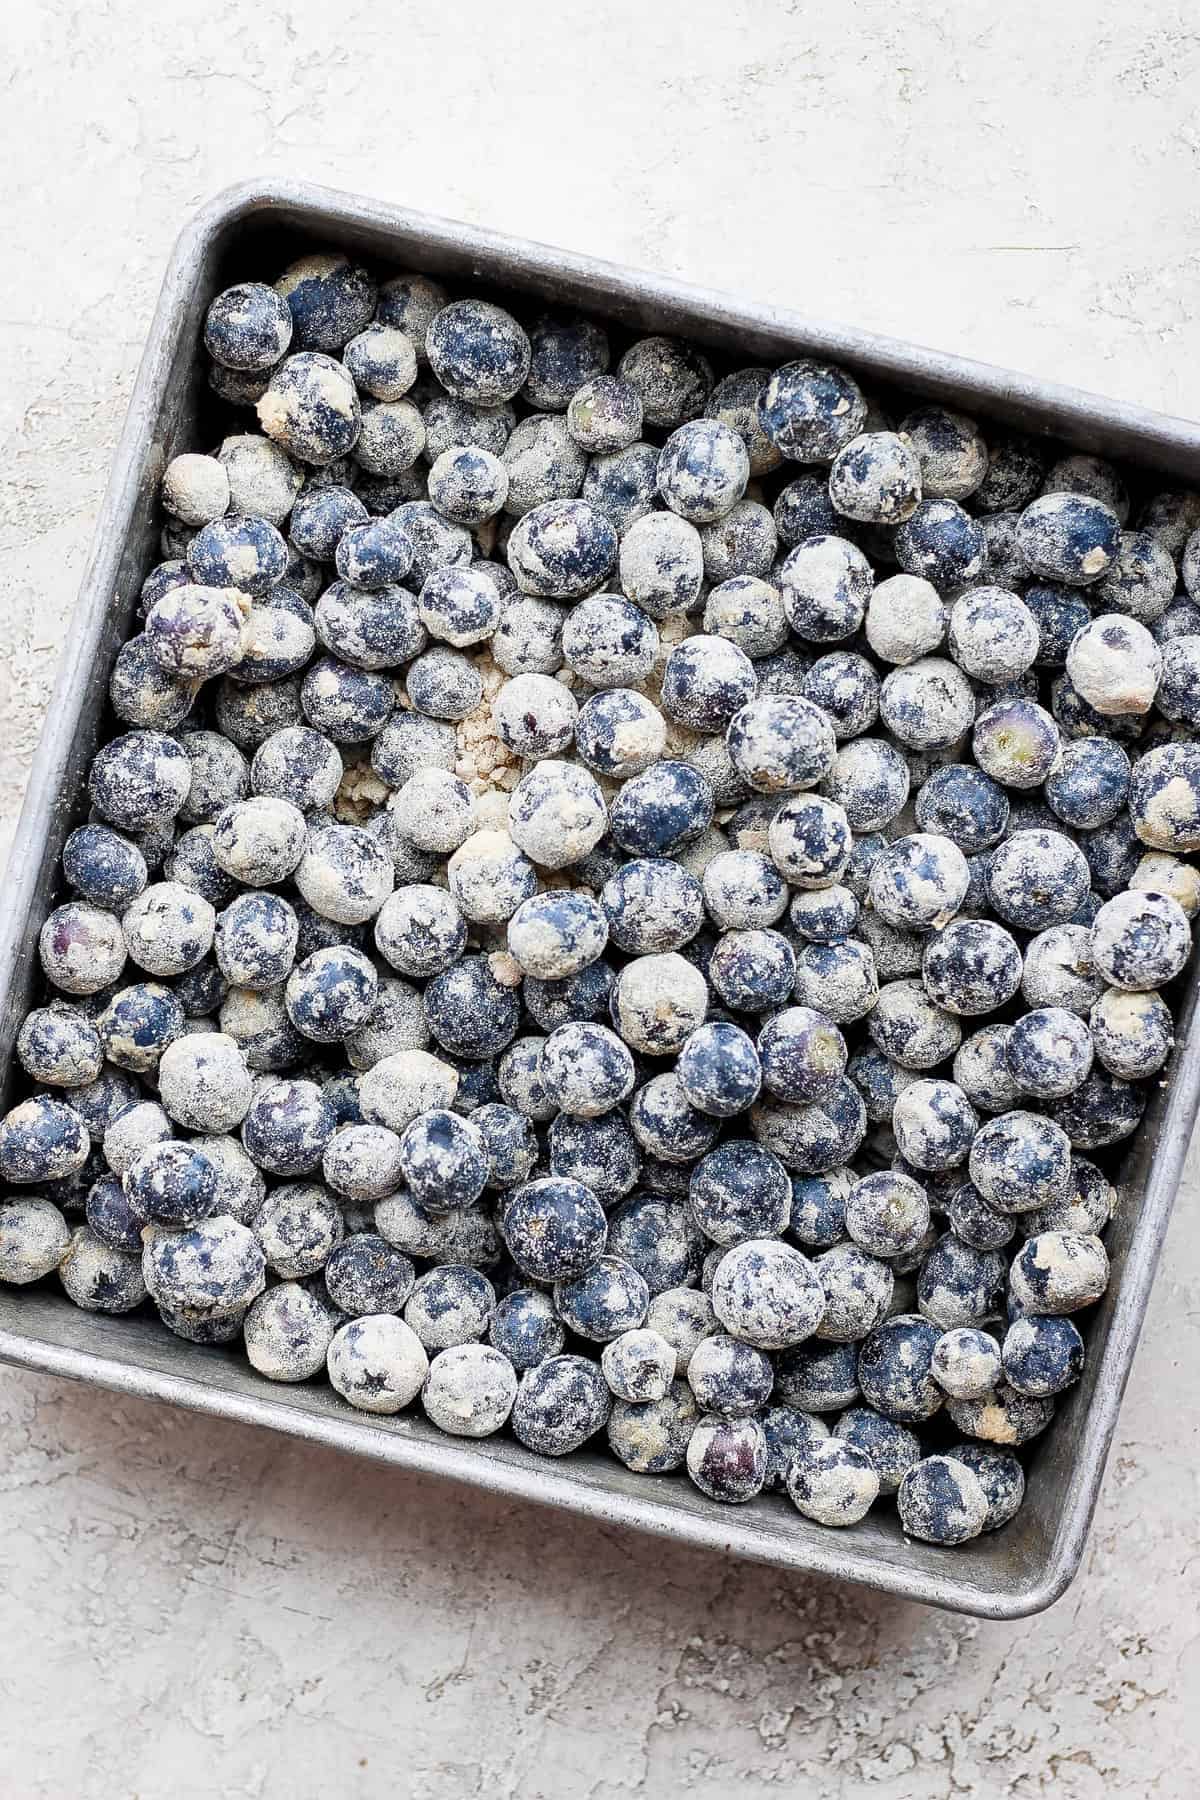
<box><xmin>2</xmin><ymin>4</ymin><xmax>1199</xmax><ymax>1793</ymax></box>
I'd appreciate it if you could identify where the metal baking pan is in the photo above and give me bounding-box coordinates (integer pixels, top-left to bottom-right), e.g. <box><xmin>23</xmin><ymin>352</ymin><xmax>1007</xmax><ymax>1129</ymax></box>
<box><xmin>2</xmin><ymin>178</ymin><xmax>1197</xmax><ymax>1620</ymax></box>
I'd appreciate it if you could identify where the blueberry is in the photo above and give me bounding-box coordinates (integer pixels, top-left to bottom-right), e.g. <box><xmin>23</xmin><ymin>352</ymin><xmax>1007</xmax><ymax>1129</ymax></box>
<box><xmin>1001</xmin><ymin>1313</ymin><xmax>1084</xmax><ymax>1397</ymax></box>
<box><xmin>757</xmin><ymin>361</ymin><xmax>866</xmax><ymax>462</ymax></box>
<box><xmin>566</xmin><ymin>375</ymin><xmax>644</xmax><ymax>453</ymax></box>
<box><xmin>511</xmin><ymin>1354</ymin><xmax>611</xmax><ymax>1456</ymax></box>
<box><xmin>627</xmin><ymin>1074</ymin><xmax>720</xmax><ymax>1167</ymax></box>
<box><xmin>240</xmin><ymin>1077</ymin><xmax>336</xmax><ymax>1177</ymax></box>
<box><xmin>423</xmin><ymin>955</ymin><xmax>522</xmax><ymax>1059</ymax></box>
<box><xmin>501</xmin><ymin>1177</ymin><xmax>607</xmax><ymax>1283</ymax></box>
<box><xmin>1017</xmin><ymin>491</ymin><xmax>1122</xmax><ymax>585</ymax></box>
<box><xmin>661</xmin><ymin>641</ymin><xmax>755</xmax><ymax>741</ymax></box>
<box><xmin>404</xmin><ymin>1263</ymin><xmax>495</xmax><ymax>1351</ymax></box>
<box><xmin>607</xmin><ymin>1191</ymin><xmax>707</xmax><ymax>1295</ymax></box>
<box><xmin>987</xmin><ymin>829</ymin><xmax>1090</xmax><ymax>929</ymax></box>
<box><xmin>427</xmin><ymin>299</ymin><xmax>531</xmax><ymax>404</ymax></box>
<box><xmin>833</xmin><ymin>1406</ymin><xmax>921</xmax><ymax>1495</ymax></box>
<box><xmin>968</xmin><ymin>1109</ymin><xmax>1072</xmax><ymax>1214</ymax></box>
<box><xmin>508</xmin><ymin>498</ymin><xmax>617</xmax><ymax>599</ymax></box>
<box><xmin>205</xmin><ymin>281</ymin><xmax>293</xmax><ymax>371</ymax></box>
<box><xmin>857</xmin><ymin>1313</ymin><xmax>943</xmax><ymax>1422</ymax></box>
<box><xmin>548</xmin><ymin>1111</ymin><xmax>640</xmax><ymax>1204</ymax></box>
<box><xmin>618</xmin><ymin>336</ymin><xmax>713</xmax><ymax>430</ymax></box>
<box><xmin>554</xmin><ymin>1255</ymin><xmax>649</xmax><ymax>1342</ymax></box>
<box><xmin>285</xmin><ymin>946</ymin><xmax>378</xmax><ymax>1043</ymax></box>
<box><xmin>488</xmin><ymin>1288</ymin><xmax>566</xmax><ymax>1371</ymax></box>
<box><xmin>897</xmin><ymin>1454</ymin><xmax>988</xmax><ymax>1544</ymax></box>
<box><xmin>686</xmin><ymin>1413</ymin><xmax>768</xmax><ymax>1503</ymax></box>
<box><xmin>780</xmin><ymin>534</ymin><xmax>873</xmax><ymax>642</ymax></box>
<box><xmin>921</xmin><ymin>919</ymin><xmax>1022</xmax><ymax>1015</ymax></box>
<box><xmin>894</xmin><ymin>500</ymin><xmax>986</xmax><ymax>589</ymax></box>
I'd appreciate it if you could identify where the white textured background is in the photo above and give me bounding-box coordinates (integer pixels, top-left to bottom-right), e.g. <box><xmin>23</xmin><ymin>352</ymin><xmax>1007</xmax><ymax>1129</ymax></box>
<box><xmin>3</xmin><ymin>3</ymin><xmax>1200</xmax><ymax>1793</ymax></box>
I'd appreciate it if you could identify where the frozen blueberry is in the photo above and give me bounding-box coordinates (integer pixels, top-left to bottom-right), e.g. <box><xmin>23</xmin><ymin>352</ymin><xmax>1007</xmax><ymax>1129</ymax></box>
<box><xmin>507</xmin><ymin>497</ymin><xmax>617</xmax><ymax>599</ymax></box>
<box><xmin>725</xmin><ymin>698</ymin><xmax>836</xmax><ymax>801</ymax></box>
<box><xmin>930</xmin><ymin>1326</ymin><xmax>1003</xmax><ymax>1401</ymax></box>
<box><xmin>627</xmin><ymin>1074</ymin><xmax>720</xmax><ymax>1168</ymax></box>
<box><xmin>282</xmin><ymin>946</ymin><xmax>377</xmax><ymax>1045</ymax></box>
<box><xmin>780</xmin><ymin>534</ymin><xmax>873</xmax><ymax>642</ymax></box>
<box><xmin>1065</xmin><ymin>614</ymin><xmax>1163</xmax><ymax>720</ymax></box>
<box><xmin>500</xmin><ymin>1176</ymin><xmax>607</xmax><ymax>1283</ymax></box>
<box><xmin>251</xmin><ymin>1181</ymin><xmax>343</xmax><ymax>1279</ymax></box>
<box><xmin>946</xmin><ymin>1443</ymin><xmax>1025</xmax><ymax>1529</ymax></box>
<box><xmin>88</xmin><ymin>730</ymin><xmax>191</xmax><ymax>832</ymax></box>
<box><xmin>55</xmin><ymin>1226</ymin><xmax>145</xmax><ymax>1313</ymax></box>
<box><xmin>488</xmin><ymin>1287</ymin><xmax>566</xmax><ymax>1371</ymax></box>
<box><xmin>1091</xmin><ymin>888</ymin><xmax>1191</xmax><ymax>990</ymax></box>
<box><xmin>921</xmin><ymin>920</ymin><xmax>1022</xmax><ymax>1016</ymax></box>
<box><xmin>1005</xmin><ymin>1007</ymin><xmax>1094</xmax><ymax>1099</ymax></box>
<box><xmin>969</xmin><ymin>1110</ymin><xmax>1071</xmax><ymax>1214</ymax></box>
<box><xmin>763</xmin><ymin>794</ymin><xmax>851</xmax><ymax>892</ymax></box>
<box><xmin>917</xmin><ymin>1233</ymin><xmax>1006</xmax><ymax>1329</ymax></box>
<box><xmin>699</xmin><ymin>498</ymin><xmax>778</xmax><ymax>584</ymax></box>
<box><xmin>857</xmin><ymin>1313</ymin><xmax>943</xmax><ymax>1422</ymax></box>
<box><xmin>617</xmin><ymin>335</ymin><xmax>712</xmax><ymax>430</ymax></box>
<box><xmin>987</xmin><ymin>830</ymin><xmax>1090</xmax><ymax>930</ymax></box>
<box><xmin>421</xmin><ymin>955</ymin><xmax>521</xmax><ymax>1061</ymax></box>
<box><xmin>326</xmin><ymin>1313</ymin><xmax>428</xmax><ymax>1413</ymax></box>
<box><xmin>617</xmin><ymin>510</ymin><xmax>704</xmax><ymax>619</ymax></box>
<box><xmin>672</xmin><ymin>1021</ymin><xmax>759</xmax><ymax>1119</ymax></box>
<box><xmin>187</xmin><ymin>514</ymin><xmax>287</xmax><ymax>601</ymax></box>
<box><xmin>275</xmin><ymin>252</ymin><xmax>374</xmax><ymax>353</ymax></box>
<box><xmin>505</xmin><ymin>759</ymin><xmax>608</xmax><ymax>870</ymax></box>
<box><xmin>122</xmin><ymin>1139</ymin><xmax>217</xmax><ymax>1229</ymax></box>
<box><xmin>402</xmin><ymin>1262</ymin><xmax>495</xmax><ymax>1351</ymax></box>
<box><xmin>811</xmin><ymin>1244</ymin><xmax>890</xmax><ymax>1346</ymax></box>
<box><xmin>0</xmin><ymin>1095</ymin><xmax>90</xmax><ymax>1186</ymax></box>
<box><xmin>1129</xmin><ymin>742</ymin><xmax>1200</xmax><ymax>851</ymax></box>
<box><xmin>900</xmin><ymin>406</ymin><xmax>987</xmax><ymax>501</ymax></box>
<box><xmin>420</xmin><ymin>1342</ymin><xmax>517</xmax><ymax>1437</ymax></box>
<box><xmin>563</xmin><ymin>367</ymin><xmax>643</xmax><ymax>450</ymax></box>
<box><xmin>1001</xmin><ymin>1313</ymin><xmax>1084</xmax><ymax>1397</ymax></box>
<box><xmin>845</xmin><ymin>1170</ymin><xmax>932</xmax><ymax>1260</ymax></box>
<box><xmin>829</xmin><ymin>429</ymin><xmax>922</xmax><ymax>524</ymax></box>
<box><xmin>1009</xmin><ymin>1230</ymin><xmax>1109</xmax><ymax>1315</ymax></box>
<box><xmin>241</xmin><ymin>1077</ymin><xmax>336</xmax><ymax>1177</ymax></box>
<box><xmin>61</xmin><ymin>825</ymin><xmax>148</xmax><ymax>914</ymax></box>
<box><xmin>684</xmin><ymin>1139</ymin><xmax>789</xmax><ymax>1247</ymax></box>
<box><xmin>554</xmin><ymin>1255</ymin><xmax>649</xmax><ymax>1344</ymax></box>
<box><xmin>546</xmin><ymin>1113</ymin><xmax>638</xmax><ymax>1206</ymax></box>
<box><xmin>793</xmin><ymin>939</ymin><xmax>880</xmax><ymax>1026</ymax></box>
<box><xmin>879</xmin><ymin>656</ymin><xmax>975</xmax><ymax>752</ymax></box>
<box><xmin>659</xmin><ymin>635</ymin><xmax>756</xmax><ymax>734</ymax></box>
<box><xmin>656</xmin><ymin>418</ymin><xmax>749</xmax><ymax>524</ymax></box>
<box><xmin>782</xmin><ymin>1434</ymin><xmax>879</xmax><ymax>1526</ymax></box>
<box><xmin>1089</xmin><ymin>987</ymin><xmax>1173</xmax><ymax>1079</ymax></box>
<box><xmin>1093</xmin><ymin>528</ymin><xmax>1175</xmax><ymax>623</ymax></box>
<box><xmin>427</xmin><ymin>299</ymin><xmax>530</xmax><ymax>403</ymax></box>
<box><xmin>205</xmin><ymin>281</ymin><xmax>293</xmax><ymax>370</ymax></box>
<box><xmin>256</xmin><ymin>352</ymin><xmax>362</xmax><ymax>464</ymax></box>
<box><xmin>17</xmin><ymin>1002</ymin><xmax>103</xmax><ymax>1090</ymax></box>
<box><xmin>93</xmin><ymin>982</ymin><xmax>182</xmax><ymax>1073</ymax></box>
<box><xmin>540</xmin><ymin>1022</ymin><xmax>635</xmax><ymax>1118</ymax></box>
<box><xmin>686</xmin><ymin>1412</ymin><xmax>767</xmax><ymax>1503</ymax></box>
<box><xmin>1017</xmin><ymin>490</ymin><xmax>1123</xmax><ymax>585</ymax></box>
<box><xmin>1049</xmin><ymin>1066</ymin><xmax>1146</xmax><ymax>1149</ymax></box>
<box><xmin>798</xmin><ymin>653</ymin><xmax>877</xmax><ymax>743</ymax></box>
<box><xmin>894</xmin><ymin>500</ymin><xmax>986</xmax><ymax>589</ymax></box>
<box><xmin>819</xmin><ymin>741</ymin><xmax>906</xmax><ymax>839</ymax></box>
<box><xmin>511</xmin><ymin>1352</ymin><xmax>611</xmax><ymax>1456</ymax></box>
<box><xmin>971</xmin><ymin>696</ymin><xmax>1060</xmax><ymax>791</ymax></box>
<box><xmin>706</xmin><ymin>927</ymin><xmax>794</xmax><ymax>1014</ymax></box>
<box><xmin>685</xmin><ymin>1332</ymin><xmax>772</xmax><ymax>1416</ymax></box>
<box><xmin>897</xmin><ymin>1454</ymin><xmax>988</xmax><ymax>1544</ymax></box>
<box><xmin>709</xmin><ymin>1238</ymin><xmax>825</xmax><ymax>1349</ymax></box>
<box><xmin>756</xmin><ymin>361</ymin><xmax>866</xmax><ymax>463</ymax></box>
<box><xmin>606</xmin><ymin>762</ymin><xmax>710</xmax><ymax>860</ymax></box>
<box><xmin>867</xmin><ymin>832</ymin><xmax>969</xmax><ymax>932</ymax></box>
<box><xmin>862</xmin><ymin>572</ymin><xmax>944</xmax><ymax>667</ymax></box>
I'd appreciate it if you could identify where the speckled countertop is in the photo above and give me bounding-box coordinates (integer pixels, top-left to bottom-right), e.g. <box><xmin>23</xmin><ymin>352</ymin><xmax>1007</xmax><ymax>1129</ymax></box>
<box><xmin>2</xmin><ymin>4</ymin><xmax>1199</xmax><ymax>1793</ymax></box>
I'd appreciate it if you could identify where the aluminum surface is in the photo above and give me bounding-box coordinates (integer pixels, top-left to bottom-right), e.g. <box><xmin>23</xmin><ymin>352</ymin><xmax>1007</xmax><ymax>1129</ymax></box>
<box><xmin>1</xmin><ymin>178</ymin><xmax>1197</xmax><ymax>1619</ymax></box>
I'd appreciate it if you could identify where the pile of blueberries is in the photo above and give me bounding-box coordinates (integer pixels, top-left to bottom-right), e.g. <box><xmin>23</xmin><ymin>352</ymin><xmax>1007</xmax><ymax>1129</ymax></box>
<box><xmin>3</xmin><ymin>246</ymin><xmax>1200</xmax><ymax>1551</ymax></box>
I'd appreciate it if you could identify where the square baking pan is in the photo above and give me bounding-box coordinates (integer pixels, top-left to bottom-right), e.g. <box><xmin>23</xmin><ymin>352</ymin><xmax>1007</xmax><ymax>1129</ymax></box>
<box><xmin>2</xmin><ymin>179</ymin><xmax>1198</xmax><ymax>1620</ymax></box>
